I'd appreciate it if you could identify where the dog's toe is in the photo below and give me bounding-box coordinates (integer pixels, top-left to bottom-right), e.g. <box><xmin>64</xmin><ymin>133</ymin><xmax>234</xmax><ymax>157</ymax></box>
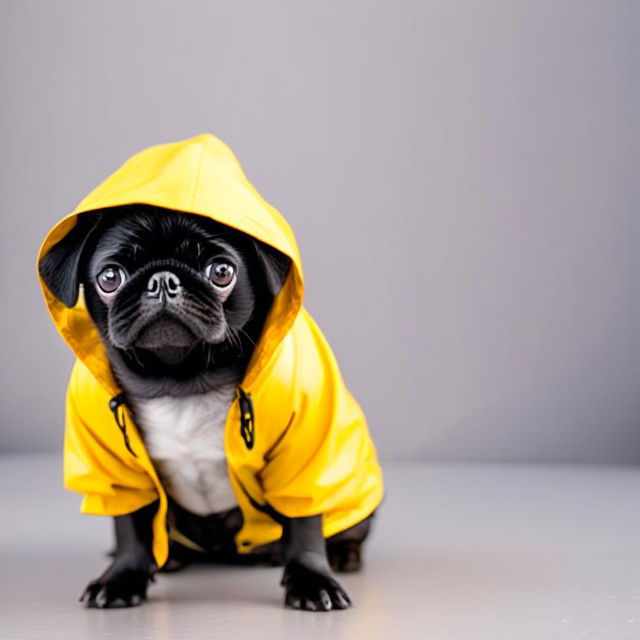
<box><xmin>282</xmin><ymin>560</ymin><xmax>353</xmax><ymax>612</ymax></box>
<box><xmin>80</xmin><ymin>567</ymin><xmax>151</xmax><ymax>608</ymax></box>
<box><xmin>327</xmin><ymin>540</ymin><xmax>362</xmax><ymax>573</ymax></box>
<box><xmin>80</xmin><ymin>582</ymin><xmax>111</xmax><ymax>608</ymax></box>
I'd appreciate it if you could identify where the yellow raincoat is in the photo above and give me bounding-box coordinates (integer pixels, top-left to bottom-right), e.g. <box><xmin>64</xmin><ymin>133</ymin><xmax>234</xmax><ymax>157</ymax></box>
<box><xmin>37</xmin><ymin>134</ymin><xmax>384</xmax><ymax>568</ymax></box>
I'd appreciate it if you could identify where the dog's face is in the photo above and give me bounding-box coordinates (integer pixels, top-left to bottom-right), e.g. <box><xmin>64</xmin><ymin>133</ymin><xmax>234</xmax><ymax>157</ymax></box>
<box><xmin>87</xmin><ymin>209</ymin><xmax>255</xmax><ymax>365</ymax></box>
<box><xmin>40</xmin><ymin>205</ymin><xmax>289</xmax><ymax>396</ymax></box>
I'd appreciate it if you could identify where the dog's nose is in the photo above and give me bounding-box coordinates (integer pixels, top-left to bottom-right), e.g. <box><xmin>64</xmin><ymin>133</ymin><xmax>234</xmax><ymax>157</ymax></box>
<box><xmin>147</xmin><ymin>271</ymin><xmax>182</xmax><ymax>299</ymax></box>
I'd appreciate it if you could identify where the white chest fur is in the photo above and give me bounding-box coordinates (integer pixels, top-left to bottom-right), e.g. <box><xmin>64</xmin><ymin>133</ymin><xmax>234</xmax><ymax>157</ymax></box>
<box><xmin>129</xmin><ymin>387</ymin><xmax>238</xmax><ymax>516</ymax></box>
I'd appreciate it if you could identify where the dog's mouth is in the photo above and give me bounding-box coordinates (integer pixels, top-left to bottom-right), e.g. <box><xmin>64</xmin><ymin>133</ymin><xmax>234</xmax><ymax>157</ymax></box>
<box><xmin>133</xmin><ymin>317</ymin><xmax>199</xmax><ymax>365</ymax></box>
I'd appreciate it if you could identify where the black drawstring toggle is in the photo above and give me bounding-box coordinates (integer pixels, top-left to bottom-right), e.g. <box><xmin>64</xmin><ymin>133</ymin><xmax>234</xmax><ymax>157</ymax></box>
<box><xmin>237</xmin><ymin>387</ymin><xmax>255</xmax><ymax>450</ymax></box>
<box><xmin>109</xmin><ymin>393</ymin><xmax>137</xmax><ymax>457</ymax></box>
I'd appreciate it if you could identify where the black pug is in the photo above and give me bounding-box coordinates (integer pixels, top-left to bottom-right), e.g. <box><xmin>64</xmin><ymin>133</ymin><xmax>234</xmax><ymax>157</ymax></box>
<box><xmin>39</xmin><ymin>204</ymin><xmax>372</xmax><ymax>611</ymax></box>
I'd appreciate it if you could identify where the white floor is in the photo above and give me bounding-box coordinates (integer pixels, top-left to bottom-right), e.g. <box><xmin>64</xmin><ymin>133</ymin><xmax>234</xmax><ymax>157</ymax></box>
<box><xmin>1</xmin><ymin>454</ymin><xmax>639</xmax><ymax>639</ymax></box>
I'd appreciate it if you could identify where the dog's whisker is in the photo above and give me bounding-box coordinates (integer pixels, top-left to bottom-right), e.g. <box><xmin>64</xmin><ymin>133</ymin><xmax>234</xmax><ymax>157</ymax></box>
<box><xmin>224</xmin><ymin>326</ymin><xmax>239</xmax><ymax>353</ymax></box>
<box><xmin>128</xmin><ymin>348</ymin><xmax>143</xmax><ymax>368</ymax></box>
<box><xmin>237</xmin><ymin>327</ymin><xmax>257</xmax><ymax>349</ymax></box>
<box><xmin>230</xmin><ymin>326</ymin><xmax>244</xmax><ymax>354</ymax></box>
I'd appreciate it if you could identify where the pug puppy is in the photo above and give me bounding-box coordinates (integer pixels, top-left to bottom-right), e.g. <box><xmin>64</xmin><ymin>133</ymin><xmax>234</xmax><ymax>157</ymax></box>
<box><xmin>39</xmin><ymin>204</ymin><xmax>371</xmax><ymax>611</ymax></box>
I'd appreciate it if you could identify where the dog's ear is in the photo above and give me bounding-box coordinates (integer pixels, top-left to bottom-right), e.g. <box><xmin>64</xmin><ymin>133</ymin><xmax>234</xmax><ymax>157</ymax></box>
<box><xmin>39</xmin><ymin>213</ymin><xmax>102</xmax><ymax>308</ymax></box>
<box><xmin>252</xmin><ymin>239</ymin><xmax>291</xmax><ymax>297</ymax></box>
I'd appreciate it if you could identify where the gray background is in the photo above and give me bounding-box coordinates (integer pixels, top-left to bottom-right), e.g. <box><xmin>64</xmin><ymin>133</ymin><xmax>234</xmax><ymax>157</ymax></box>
<box><xmin>1</xmin><ymin>0</ymin><xmax>639</xmax><ymax>463</ymax></box>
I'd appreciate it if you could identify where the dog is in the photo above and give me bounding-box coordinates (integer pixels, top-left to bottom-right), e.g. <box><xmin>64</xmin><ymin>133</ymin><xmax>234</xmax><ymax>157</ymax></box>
<box><xmin>37</xmin><ymin>134</ymin><xmax>383</xmax><ymax>612</ymax></box>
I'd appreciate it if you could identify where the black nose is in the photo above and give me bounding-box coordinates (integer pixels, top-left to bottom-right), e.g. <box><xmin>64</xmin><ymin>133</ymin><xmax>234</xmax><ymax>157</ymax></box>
<box><xmin>147</xmin><ymin>271</ymin><xmax>182</xmax><ymax>300</ymax></box>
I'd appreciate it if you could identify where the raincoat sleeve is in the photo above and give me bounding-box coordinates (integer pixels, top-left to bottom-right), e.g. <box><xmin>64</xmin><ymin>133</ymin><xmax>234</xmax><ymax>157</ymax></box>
<box><xmin>259</xmin><ymin>309</ymin><xmax>383</xmax><ymax>522</ymax></box>
<box><xmin>64</xmin><ymin>360</ymin><xmax>159</xmax><ymax>516</ymax></box>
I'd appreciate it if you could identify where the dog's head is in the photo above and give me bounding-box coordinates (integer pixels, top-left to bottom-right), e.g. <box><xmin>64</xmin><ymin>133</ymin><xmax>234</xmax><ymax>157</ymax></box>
<box><xmin>39</xmin><ymin>205</ymin><xmax>289</xmax><ymax>396</ymax></box>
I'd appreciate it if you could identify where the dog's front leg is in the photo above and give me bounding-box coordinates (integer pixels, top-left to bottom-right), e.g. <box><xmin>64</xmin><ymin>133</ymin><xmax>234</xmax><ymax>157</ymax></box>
<box><xmin>280</xmin><ymin>515</ymin><xmax>352</xmax><ymax>611</ymax></box>
<box><xmin>80</xmin><ymin>501</ymin><xmax>158</xmax><ymax>608</ymax></box>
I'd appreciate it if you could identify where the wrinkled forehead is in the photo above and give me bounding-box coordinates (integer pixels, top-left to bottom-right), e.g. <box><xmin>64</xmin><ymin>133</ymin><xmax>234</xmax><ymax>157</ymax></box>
<box><xmin>89</xmin><ymin>208</ymin><xmax>245</xmax><ymax>271</ymax></box>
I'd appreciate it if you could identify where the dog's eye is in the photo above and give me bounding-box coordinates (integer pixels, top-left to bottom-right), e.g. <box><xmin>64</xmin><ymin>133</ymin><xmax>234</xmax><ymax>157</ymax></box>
<box><xmin>206</xmin><ymin>261</ymin><xmax>235</xmax><ymax>288</ymax></box>
<box><xmin>96</xmin><ymin>266</ymin><xmax>125</xmax><ymax>294</ymax></box>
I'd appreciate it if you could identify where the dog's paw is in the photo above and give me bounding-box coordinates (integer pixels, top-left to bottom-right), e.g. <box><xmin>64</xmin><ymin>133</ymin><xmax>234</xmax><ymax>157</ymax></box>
<box><xmin>281</xmin><ymin>560</ymin><xmax>352</xmax><ymax>611</ymax></box>
<box><xmin>327</xmin><ymin>540</ymin><xmax>362</xmax><ymax>573</ymax></box>
<box><xmin>80</xmin><ymin>552</ymin><xmax>156</xmax><ymax>608</ymax></box>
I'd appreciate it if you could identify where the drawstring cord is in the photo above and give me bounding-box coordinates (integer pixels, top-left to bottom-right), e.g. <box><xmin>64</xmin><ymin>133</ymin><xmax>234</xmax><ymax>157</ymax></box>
<box><xmin>237</xmin><ymin>387</ymin><xmax>255</xmax><ymax>450</ymax></box>
<box><xmin>109</xmin><ymin>393</ymin><xmax>138</xmax><ymax>457</ymax></box>
<box><xmin>110</xmin><ymin>387</ymin><xmax>255</xmax><ymax>456</ymax></box>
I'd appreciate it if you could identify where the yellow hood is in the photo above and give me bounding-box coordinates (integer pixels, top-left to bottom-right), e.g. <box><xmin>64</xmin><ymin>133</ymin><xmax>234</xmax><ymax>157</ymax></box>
<box><xmin>37</xmin><ymin>134</ymin><xmax>383</xmax><ymax>567</ymax></box>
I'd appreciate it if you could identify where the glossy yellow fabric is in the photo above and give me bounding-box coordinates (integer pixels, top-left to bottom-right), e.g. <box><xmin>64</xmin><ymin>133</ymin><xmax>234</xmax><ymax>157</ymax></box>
<box><xmin>37</xmin><ymin>134</ymin><xmax>384</xmax><ymax>567</ymax></box>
